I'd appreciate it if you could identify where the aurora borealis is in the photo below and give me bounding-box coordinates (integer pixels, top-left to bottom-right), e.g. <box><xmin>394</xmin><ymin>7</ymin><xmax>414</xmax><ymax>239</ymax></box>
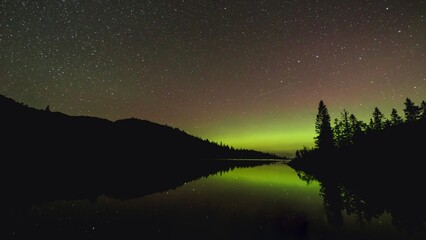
<box><xmin>1</xmin><ymin>1</ymin><xmax>425</xmax><ymax>156</ymax></box>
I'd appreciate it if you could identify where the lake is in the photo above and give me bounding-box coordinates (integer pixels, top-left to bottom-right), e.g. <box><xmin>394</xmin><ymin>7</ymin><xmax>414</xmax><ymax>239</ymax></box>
<box><xmin>4</xmin><ymin>163</ymin><xmax>423</xmax><ymax>239</ymax></box>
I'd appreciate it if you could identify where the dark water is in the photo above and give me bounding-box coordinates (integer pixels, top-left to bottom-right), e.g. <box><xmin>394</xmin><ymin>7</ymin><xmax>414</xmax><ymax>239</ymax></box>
<box><xmin>4</xmin><ymin>163</ymin><xmax>424</xmax><ymax>239</ymax></box>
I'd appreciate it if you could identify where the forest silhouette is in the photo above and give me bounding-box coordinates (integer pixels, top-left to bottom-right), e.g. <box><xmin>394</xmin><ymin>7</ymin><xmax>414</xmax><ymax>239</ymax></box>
<box><xmin>290</xmin><ymin>98</ymin><xmax>426</xmax><ymax>239</ymax></box>
<box><xmin>291</xmin><ymin>97</ymin><xmax>426</xmax><ymax>168</ymax></box>
<box><xmin>0</xmin><ymin>94</ymin><xmax>280</xmax><ymax>205</ymax></box>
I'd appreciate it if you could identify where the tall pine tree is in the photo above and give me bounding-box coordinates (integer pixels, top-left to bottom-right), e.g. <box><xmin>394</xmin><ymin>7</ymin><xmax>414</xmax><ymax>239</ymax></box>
<box><xmin>315</xmin><ymin>101</ymin><xmax>334</xmax><ymax>150</ymax></box>
<box><xmin>371</xmin><ymin>107</ymin><xmax>385</xmax><ymax>130</ymax></box>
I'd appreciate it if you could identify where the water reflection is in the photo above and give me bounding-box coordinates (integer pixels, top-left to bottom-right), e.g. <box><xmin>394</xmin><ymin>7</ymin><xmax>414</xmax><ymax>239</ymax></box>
<box><xmin>3</xmin><ymin>163</ymin><xmax>424</xmax><ymax>239</ymax></box>
<box><xmin>2</xmin><ymin>160</ymin><xmax>275</xmax><ymax>207</ymax></box>
<box><xmin>296</xmin><ymin>170</ymin><xmax>426</xmax><ymax>239</ymax></box>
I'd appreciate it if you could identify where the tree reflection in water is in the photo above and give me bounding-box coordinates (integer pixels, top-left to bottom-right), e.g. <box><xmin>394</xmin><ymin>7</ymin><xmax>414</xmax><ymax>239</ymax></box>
<box><xmin>296</xmin><ymin>170</ymin><xmax>426</xmax><ymax>238</ymax></box>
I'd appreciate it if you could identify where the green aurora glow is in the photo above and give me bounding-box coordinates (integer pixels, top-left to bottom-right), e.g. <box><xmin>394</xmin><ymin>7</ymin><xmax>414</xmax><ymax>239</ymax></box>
<box><xmin>186</xmin><ymin>97</ymin><xmax>424</xmax><ymax>156</ymax></box>
<box><xmin>1</xmin><ymin>1</ymin><xmax>425</xmax><ymax>157</ymax></box>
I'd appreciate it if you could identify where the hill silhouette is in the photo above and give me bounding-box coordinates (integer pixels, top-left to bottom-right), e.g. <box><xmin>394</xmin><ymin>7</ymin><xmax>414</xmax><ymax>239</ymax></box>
<box><xmin>0</xmin><ymin>95</ymin><xmax>279</xmax><ymax>159</ymax></box>
<box><xmin>0</xmin><ymin>94</ymin><xmax>280</xmax><ymax>204</ymax></box>
<box><xmin>0</xmin><ymin>94</ymin><xmax>278</xmax><ymax>160</ymax></box>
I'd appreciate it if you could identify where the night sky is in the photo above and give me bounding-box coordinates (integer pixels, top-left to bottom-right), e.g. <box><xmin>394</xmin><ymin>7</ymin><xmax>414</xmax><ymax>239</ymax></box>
<box><xmin>1</xmin><ymin>1</ymin><xmax>425</xmax><ymax>156</ymax></box>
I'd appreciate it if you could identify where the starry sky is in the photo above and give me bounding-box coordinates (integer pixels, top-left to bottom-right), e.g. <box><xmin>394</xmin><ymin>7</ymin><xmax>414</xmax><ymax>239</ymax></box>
<box><xmin>1</xmin><ymin>0</ymin><xmax>425</xmax><ymax>156</ymax></box>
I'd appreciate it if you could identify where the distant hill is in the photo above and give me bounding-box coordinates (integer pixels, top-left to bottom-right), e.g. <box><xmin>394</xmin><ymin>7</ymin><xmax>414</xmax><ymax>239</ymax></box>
<box><xmin>0</xmin><ymin>94</ymin><xmax>279</xmax><ymax>161</ymax></box>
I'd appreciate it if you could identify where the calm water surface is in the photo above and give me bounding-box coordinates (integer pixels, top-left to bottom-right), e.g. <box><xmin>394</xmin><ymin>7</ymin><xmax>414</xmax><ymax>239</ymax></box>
<box><xmin>8</xmin><ymin>163</ymin><xmax>418</xmax><ymax>239</ymax></box>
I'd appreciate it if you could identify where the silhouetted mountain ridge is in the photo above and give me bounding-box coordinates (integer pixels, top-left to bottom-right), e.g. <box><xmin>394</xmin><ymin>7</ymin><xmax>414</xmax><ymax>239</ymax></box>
<box><xmin>0</xmin><ymin>94</ymin><xmax>279</xmax><ymax>161</ymax></box>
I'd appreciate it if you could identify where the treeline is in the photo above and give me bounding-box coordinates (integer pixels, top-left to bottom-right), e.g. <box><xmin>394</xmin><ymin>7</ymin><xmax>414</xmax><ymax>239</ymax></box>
<box><xmin>291</xmin><ymin>99</ymin><xmax>426</xmax><ymax>237</ymax></box>
<box><xmin>293</xmin><ymin>98</ymin><xmax>426</xmax><ymax>164</ymax></box>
